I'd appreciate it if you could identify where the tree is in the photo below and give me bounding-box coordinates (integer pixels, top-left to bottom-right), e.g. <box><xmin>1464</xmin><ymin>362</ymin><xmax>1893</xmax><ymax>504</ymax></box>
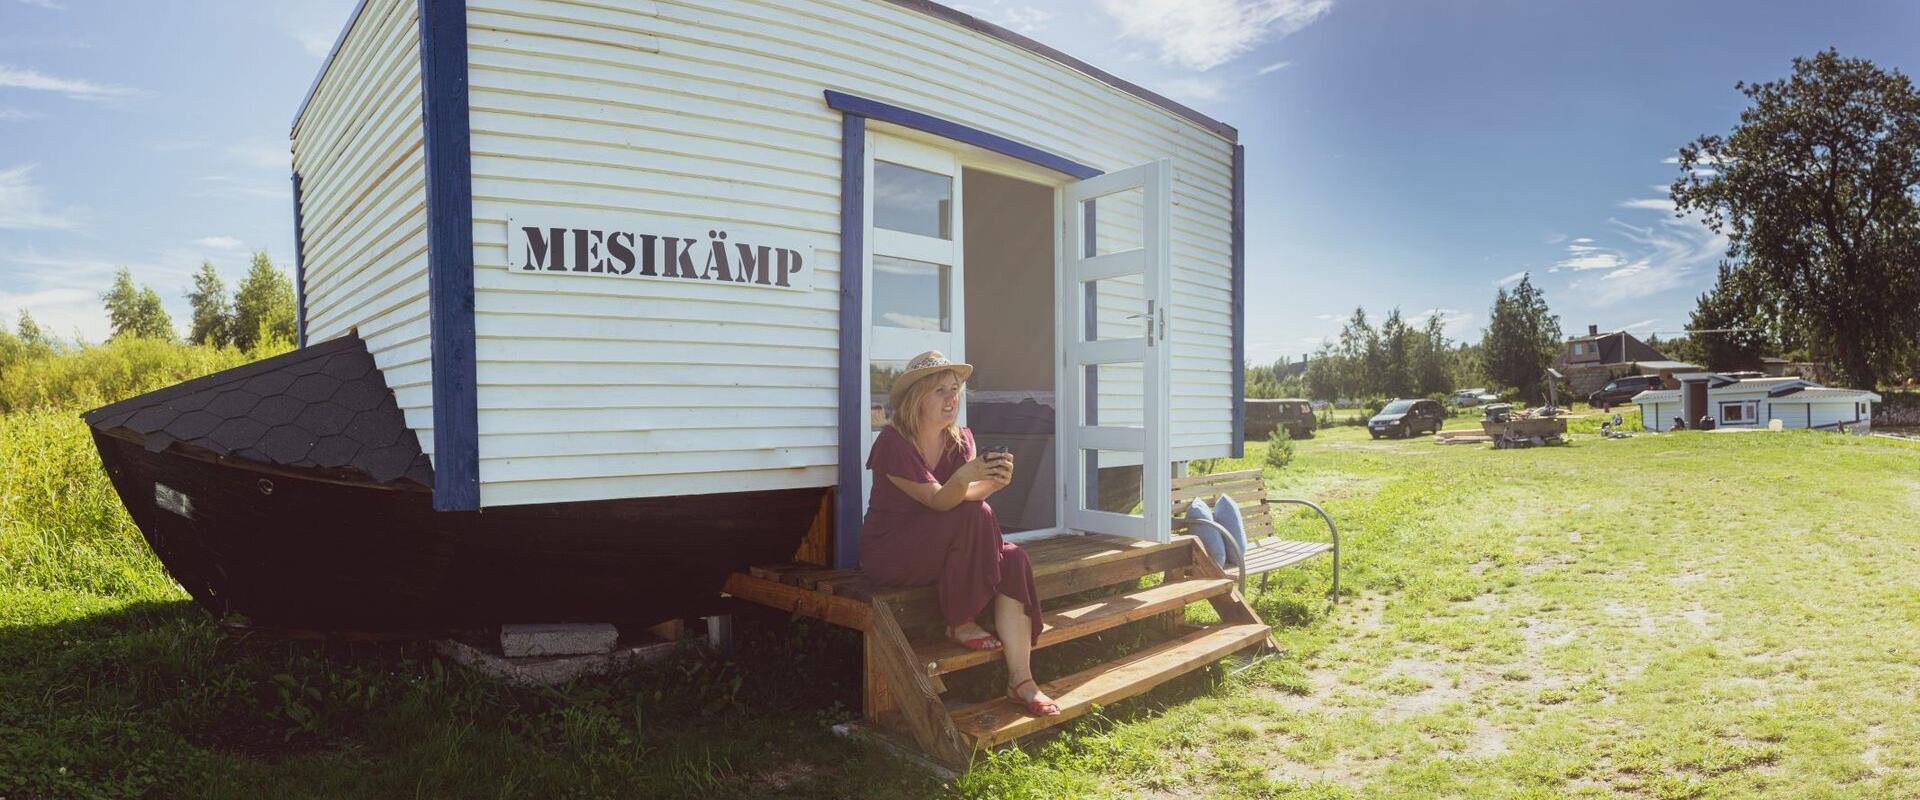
<box><xmin>1685</xmin><ymin>264</ymin><xmax>1777</xmax><ymax>371</ymax></box>
<box><xmin>1303</xmin><ymin>344</ymin><xmax>1342</xmax><ymax>403</ymax></box>
<box><xmin>1482</xmin><ymin>274</ymin><xmax>1562</xmax><ymax>403</ymax></box>
<box><xmin>1336</xmin><ymin>307</ymin><xmax>1379</xmax><ymax>399</ymax></box>
<box><xmin>1413</xmin><ymin>313</ymin><xmax>1454</xmax><ymax>396</ymax></box>
<box><xmin>1376</xmin><ymin>307</ymin><xmax>1415</xmax><ymax>398</ymax></box>
<box><xmin>231</xmin><ymin>251</ymin><xmax>296</xmax><ymax>350</ymax></box>
<box><xmin>16</xmin><ymin>309</ymin><xmax>54</xmax><ymax>350</ymax></box>
<box><xmin>1671</xmin><ymin>49</ymin><xmax>1920</xmax><ymax>388</ymax></box>
<box><xmin>101</xmin><ymin>267</ymin><xmax>175</xmax><ymax>340</ymax></box>
<box><xmin>186</xmin><ymin>260</ymin><xmax>234</xmax><ymax>347</ymax></box>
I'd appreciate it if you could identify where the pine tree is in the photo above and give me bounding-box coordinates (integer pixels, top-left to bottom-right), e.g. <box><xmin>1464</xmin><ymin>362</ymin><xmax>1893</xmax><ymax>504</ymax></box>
<box><xmin>1482</xmin><ymin>275</ymin><xmax>1562</xmax><ymax>403</ymax></box>
<box><xmin>186</xmin><ymin>260</ymin><xmax>234</xmax><ymax>347</ymax></box>
<box><xmin>231</xmin><ymin>251</ymin><xmax>296</xmax><ymax>350</ymax></box>
<box><xmin>1377</xmin><ymin>308</ymin><xmax>1415</xmax><ymax>398</ymax></box>
<box><xmin>1414</xmin><ymin>313</ymin><xmax>1454</xmax><ymax>396</ymax></box>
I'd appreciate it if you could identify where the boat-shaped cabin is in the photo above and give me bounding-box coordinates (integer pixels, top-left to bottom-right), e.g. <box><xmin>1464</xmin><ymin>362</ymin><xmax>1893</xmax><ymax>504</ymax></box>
<box><xmin>85</xmin><ymin>0</ymin><xmax>1248</xmax><ymax>631</ymax></box>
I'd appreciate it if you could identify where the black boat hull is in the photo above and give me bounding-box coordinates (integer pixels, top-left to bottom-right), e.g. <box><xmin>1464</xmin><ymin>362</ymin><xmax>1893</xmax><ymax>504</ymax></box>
<box><xmin>93</xmin><ymin>431</ymin><xmax>822</xmax><ymax>633</ymax></box>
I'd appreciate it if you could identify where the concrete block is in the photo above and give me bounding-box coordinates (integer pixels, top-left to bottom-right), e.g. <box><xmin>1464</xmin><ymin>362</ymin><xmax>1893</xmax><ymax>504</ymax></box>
<box><xmin>436</xmin><ymin>638</ymin><xmax>679</xmax><ymax>687</ymax></box>
<box><xmin>500</xmin><ymin>622</ymin><xmax>619</xmax><ymax>657</ymax></box>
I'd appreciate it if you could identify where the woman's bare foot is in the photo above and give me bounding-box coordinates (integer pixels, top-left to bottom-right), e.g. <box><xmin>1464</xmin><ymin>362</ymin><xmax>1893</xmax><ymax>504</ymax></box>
<box><xmin>1007</xmin><ymin>677</ymin><xmax>1060</xmax><ymax>716</ymax></box>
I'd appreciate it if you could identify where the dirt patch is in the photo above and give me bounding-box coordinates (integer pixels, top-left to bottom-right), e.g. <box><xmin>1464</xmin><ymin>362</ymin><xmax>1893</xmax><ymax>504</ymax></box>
<box><xmin>753</xmin><ymin>760</ymin><xmax>821</xmax><ymax>791</ymax></box>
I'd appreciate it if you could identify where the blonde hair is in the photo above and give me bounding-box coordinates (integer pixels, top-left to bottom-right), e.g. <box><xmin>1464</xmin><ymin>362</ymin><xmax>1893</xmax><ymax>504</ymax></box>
<box><xmin>890</xmin><ymin>370</ymin><xmax>965</xmax><ymax>454</ymax></box>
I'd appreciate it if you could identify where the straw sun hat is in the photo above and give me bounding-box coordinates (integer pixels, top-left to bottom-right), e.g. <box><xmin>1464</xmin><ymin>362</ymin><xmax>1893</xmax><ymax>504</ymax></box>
<box><xmin>888</xmin><ymin>350</ymin><xmax>974</xmax><ymax>408</ymax></box>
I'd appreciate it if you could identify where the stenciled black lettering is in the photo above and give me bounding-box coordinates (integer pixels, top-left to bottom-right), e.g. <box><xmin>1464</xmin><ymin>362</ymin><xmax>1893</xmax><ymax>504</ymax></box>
<box><xmin>703</xmin><ymin>230</ymin><xmax>734</xmax><ymax>282</ymax></box>
<box><xmin>637</xmin><ymin>234</ymin><xmax>659</xmax><ymax>276</ymax></box>
<box><xmin>520</xmin><ymin>226</ymin><xmax>553</xmax><ymax>271</ymax></box>
<box><xmin>734</xmin><ymin>243</ymin><xmax>772</xmax><ymax>284</ymax></box>
<box><xmin>606</xmin><ymin>232</ymin><xmax>636</xmax><ymax>275</ymax></box>
<box><xmin>776</xmin><ymin>248</ymin><xmax>804</xmax><ymax>287</ymax></box>
<box><xmin>662</xmin><ymin>236</ymin><xmax>699</xmax><ymax>279</ymax></box>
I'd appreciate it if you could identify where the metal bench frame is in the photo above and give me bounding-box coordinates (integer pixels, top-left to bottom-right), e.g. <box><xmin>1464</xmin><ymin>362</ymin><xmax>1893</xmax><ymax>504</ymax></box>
<box><xmin>1176</xmin><ymin>493</ymin><xmax>1340</xmax><ymax>601</ymax></box>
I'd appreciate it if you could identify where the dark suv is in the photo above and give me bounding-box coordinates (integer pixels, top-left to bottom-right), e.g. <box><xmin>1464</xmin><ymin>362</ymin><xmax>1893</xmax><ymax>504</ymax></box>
<box><xmin>1368</xmin><ymin>399</ymin><xmax>1444</xmax><ymax>439</ymax></box>
<box><xmin>1587</xmin><ymin>375</ymin><xmax>1664</xmax><ymax>409</ymax></box>
<box><xmin>1245</xmin><ymin>399</ymin><xmax>1318</xmax><ymax>440</ymax></box>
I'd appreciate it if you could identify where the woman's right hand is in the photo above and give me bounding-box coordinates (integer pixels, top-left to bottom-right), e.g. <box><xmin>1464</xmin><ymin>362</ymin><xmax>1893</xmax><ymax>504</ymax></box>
<box><xmin>954</xmin><ymin>455</ymin><xmax>993</xmax><ymax>484</ymax></box>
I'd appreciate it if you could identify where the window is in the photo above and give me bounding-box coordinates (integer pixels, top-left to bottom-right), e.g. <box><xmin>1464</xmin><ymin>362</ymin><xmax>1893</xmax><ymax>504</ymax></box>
<box><xmin>1719</xmin><ymin>400</ymin><xmax>1757</xmax><ymax>424</ymax></box>
<box><xmin>874</xmin><ymin>161</ymin><xmax>952</xmax><ymax>239</ymax></box>
<box><xmin>872</xmin><ymin>255</ymin><xmax>950</xmax><ymax>331</ymax></box>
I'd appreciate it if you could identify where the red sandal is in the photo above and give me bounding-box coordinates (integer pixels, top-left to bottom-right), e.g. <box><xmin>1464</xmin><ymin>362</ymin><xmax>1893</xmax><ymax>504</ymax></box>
<box><xmin>1007</xmin><ymin>677</ymin><xmax>1061</xmax><ymax>716</ymax></box>
<box><xmin>947</xmin><ymin>626</ymin><xmax>1003</xmax><ymax>652</ymax></box>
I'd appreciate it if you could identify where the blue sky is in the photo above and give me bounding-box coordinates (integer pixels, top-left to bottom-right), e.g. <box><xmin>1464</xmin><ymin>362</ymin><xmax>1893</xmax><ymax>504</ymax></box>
<box><xmin>2</xmin><ymin>0</ymin><xmax>1915</xmax><ymax>363</ymax></box>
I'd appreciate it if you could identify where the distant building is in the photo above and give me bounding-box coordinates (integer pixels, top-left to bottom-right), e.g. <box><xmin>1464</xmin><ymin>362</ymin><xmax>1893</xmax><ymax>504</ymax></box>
<box><xmin>1557</xmin><ymin>325</ymin><xmax>1694</xmax><ymax>395</ymax></box>
<box><xmin>1634</xmin><ymin>374</ymin><xmax>1879</xmax><ymax>433</ymax></box>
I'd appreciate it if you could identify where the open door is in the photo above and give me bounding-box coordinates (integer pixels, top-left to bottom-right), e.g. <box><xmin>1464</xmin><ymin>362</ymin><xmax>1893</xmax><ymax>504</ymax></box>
<box><xmin>1059</xmin><ymin>160</ymin><xmax>1172</xmax><ymax>542</ymax></box>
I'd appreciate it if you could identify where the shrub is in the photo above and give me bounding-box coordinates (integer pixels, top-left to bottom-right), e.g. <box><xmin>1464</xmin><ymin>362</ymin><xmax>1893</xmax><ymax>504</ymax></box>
<box><xmin>0</xmin><ymin>336</ymin><xmax>285</xmax><ymax>413</ymax></box>
<box><xmin>1265</xmin><ymin>430</ymin><xmax>1295</xmax><ymax>470</ymax></box>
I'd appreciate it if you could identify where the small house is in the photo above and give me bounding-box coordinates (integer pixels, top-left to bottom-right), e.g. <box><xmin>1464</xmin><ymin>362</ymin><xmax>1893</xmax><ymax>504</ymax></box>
<box><xmin>1633</xmin><ymin>374</ymin><xmax>1879</xmax><ymax>433</ymax></box>
<box><xmin>1558</xmin><ymin>325</ymin><xmax>1680</xmax><ymax>395</ymax></box>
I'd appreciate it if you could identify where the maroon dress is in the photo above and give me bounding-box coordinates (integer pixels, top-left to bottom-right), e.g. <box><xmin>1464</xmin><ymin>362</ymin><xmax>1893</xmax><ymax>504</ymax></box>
<box><xmin>860</xmin><ymin>426</ymin><xmax>1043</xmax><ymax>644</ymax></box>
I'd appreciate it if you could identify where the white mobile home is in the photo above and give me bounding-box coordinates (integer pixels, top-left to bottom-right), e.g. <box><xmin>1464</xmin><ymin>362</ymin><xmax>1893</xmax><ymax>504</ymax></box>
<box><xmin>1634</xmin><ymin>374</ymin><xmax>1879</xmax><ymax>433</ymax></box>
<box><xmin>289</xmin><ymin>0</ymin><xmax>1247</xmax><ymax>568</ymax></box>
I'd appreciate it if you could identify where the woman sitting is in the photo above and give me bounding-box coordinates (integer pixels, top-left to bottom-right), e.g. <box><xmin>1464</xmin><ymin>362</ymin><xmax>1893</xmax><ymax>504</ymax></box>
<box><xmin>860</xmin><ymin>351</ymin><xmax>1058</xmax><ymax>717</ymax></box>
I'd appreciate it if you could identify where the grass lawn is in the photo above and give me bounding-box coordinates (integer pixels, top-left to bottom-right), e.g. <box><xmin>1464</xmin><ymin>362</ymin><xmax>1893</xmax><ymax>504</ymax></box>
<box><xmin>5</xmin><ymin>408</ymin><xmax>1919</xmax><ymax>798</ymax></box>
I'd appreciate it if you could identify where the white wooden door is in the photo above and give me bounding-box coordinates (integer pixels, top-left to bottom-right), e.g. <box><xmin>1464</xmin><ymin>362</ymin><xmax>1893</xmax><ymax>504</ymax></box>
<box><xmin>1059</xmin><ymin>160</ymin><xmax>1172</xmax><ymax>542</ymax></box>
<box><xmin>862</xmin><ymin>135</ymin><xmax>965</xmax><ymax>516</ymax></box>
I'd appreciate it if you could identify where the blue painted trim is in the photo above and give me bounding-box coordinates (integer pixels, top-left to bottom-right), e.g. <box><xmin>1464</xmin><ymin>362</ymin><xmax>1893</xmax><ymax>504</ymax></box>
<box><xmin>1230</xmin><ymin>144</ymin><xmax>1246</xmax><ymax>458</ymax></box>
<box><xmin>833</xmin><ymin>114</ymin><xmax>867</xmax><ymax>569</ymax></box>
<box><xmin>824</xmin><ymin>90</ymin><xmax>1100</xmax><ymax>180</ymax></box>
<box><xmin>418</xmin><ymin>0</ymin><xmax>479</xmax><ymax>512</ymax></box>
<box><xmin>291</xmin><ymin>0</ymin><xmax>376</xmax><ymax>134</ymax></box>
<box><xmin>292</xmin><ymin>171</ymin><xmax>308</xmax><ymax>348</ymax></box>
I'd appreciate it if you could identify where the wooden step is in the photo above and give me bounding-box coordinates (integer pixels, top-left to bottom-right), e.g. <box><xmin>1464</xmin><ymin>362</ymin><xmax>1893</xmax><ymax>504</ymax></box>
<box><xmin>914</xmin><ymin>577</ymin><xmax>1235</xmax><ymax>676</ymax></box>
<box><xmin>855</xmin><ymin>536</ymin><xmax>1201</xmax><ymax>631</ymax></box>
<box><xmin>948</xmin><ymin>622</ymin><xmax>1272</xmax><ymax>749</ymax></box>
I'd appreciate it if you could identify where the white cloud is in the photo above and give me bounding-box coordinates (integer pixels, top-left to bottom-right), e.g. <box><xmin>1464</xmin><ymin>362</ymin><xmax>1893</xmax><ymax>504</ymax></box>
<box><xmin>1155</xmin><ymin>77</ymin><xmax>1224</xmax><ymax>102</ymax></box>
<box><xmin>956</xmin><ymin>2</ymin><xmax>1058</xmax><ymax>34</ymax></box>
<box><xmin>190</xmin><ymin>175</ymin><xmax>291</xmax><ymax>201</ymax></box>
<box><xmin>0</xmin><ymin>107</ymin><xmax>45</xmax><ymax>121</ymax></box>
<box><xmin>1411</xmin><ymin>307</ymin><xmax>1474</xmax><ymax>336</ymax></box>
<box><xmin>1554</xmin><ymin>252</ymin><xmax>1626</xmax><ymax>272</ymax></box>
<box><xmin>1563</xmin><ymin>210</ymin><xmax>1727</xmax><ymax>306</ymax></box>
<box><xmin>14</xmin><ymin>0</ymin><xmax>64</xmax><ymax>9</ymax></box>
<box><xmin>1099</xmin><ymin>0</ymin><xmax>1333</xmax><ymax>71</ymax></box>
<box><xmin>0</xmin><ymin>163</ymin><xmax>80</xmax><ymax>231</ymax></box>
<box><xmin>0</xmin><ymin>64</ymin><xmax>134</xmax><ymax>101</ymax></box>
<box><xmin>298</xmin><ymin>31</ymin><xmax>335</xmax><ymax>57</ymax></box>
<box><xmin>1571</xmin><ymin>237</ymin><xmax>1593</xmax><ymax>244</ymax></box>
<box><xmin>1493</xmin><ymin>270</ymin><xmax>1528</xmax><ymax>288</ymax></box>
<box><xmin>1617</xmin><ymin>197</ymin><xmax>1676</xmax><ymax>212</ymax></box>
<box><xmin>1256</xmin><ymin>60</ymin><xmax>1292</xmax><ymax>75</ymax></box>
<box><xmin>194</xmin><ymin>236</ymin><xmax>244</xmax><ymax>250</ymax></box>
<box><xmin>228</xmin><ymin>141</ymin><xmax>290</xmax><ymax>170</ymax></box>
<box><xmin>1621</xmin><ymin>318</ymin><xmax>1658</xmax><ymax>333</ymax></box>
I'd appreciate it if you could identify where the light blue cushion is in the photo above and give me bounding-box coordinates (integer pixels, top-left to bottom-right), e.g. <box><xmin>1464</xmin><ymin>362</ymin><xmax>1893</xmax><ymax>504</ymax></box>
<box><xmin>1184</xmin><ymin>497</ymin><xmax>1227</xmax><ymax>568</ymax></box>
<box><xmin>1212</xmin><ymin>493</ymin><xmax>1248</xmax><ymax>568</ymax></box>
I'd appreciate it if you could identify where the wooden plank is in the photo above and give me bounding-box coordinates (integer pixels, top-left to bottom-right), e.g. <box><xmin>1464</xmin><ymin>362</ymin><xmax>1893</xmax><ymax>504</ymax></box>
<box><xmin>1170</xmin><ymin>478</ymin><xmax>1262</xmax><ymax>505</ymax></box>
<box><xmin>917</xmin><ymin>577</ymin><xmax>1234</xmax><ymax>676</ymax></box>
<box><xmin>721</xmin><ymin>572</ymin><xmax>872</xmax><ymax>631</ymax></box>
<box><xmin>868</xmin><ymin>600</ymin><xmax>971</xmax><ymax>769</ymax></box>
<box><xmin>857</xmin><ymin>539</ymin><xmax>1196</xmax><ymax>631</ymax></box>
<box><xmin>863</xmin><ymin>632</ymin><xmax>898</xmax><ymax>727</ymax></box>
<box><xmin>1169</xmin><ymin>469</ymin><xmax>1260</xmax><ymax>492</ymax></box>
<box><xmin>949</xmin><ymin>622</ymin><xmax>1272</xmax><ymax>748</ymax></box>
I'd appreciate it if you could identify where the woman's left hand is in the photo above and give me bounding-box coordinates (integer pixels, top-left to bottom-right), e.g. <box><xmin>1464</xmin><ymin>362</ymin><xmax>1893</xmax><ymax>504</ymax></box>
<box><xmin>986</xmin><ymin>451</ymin><xmax>1015</xmax><ymax>487</ymax></box>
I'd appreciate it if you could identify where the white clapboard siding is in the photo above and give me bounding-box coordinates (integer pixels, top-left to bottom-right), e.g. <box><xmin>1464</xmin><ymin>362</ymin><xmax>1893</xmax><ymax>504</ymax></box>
<box><xmin>461</xmin><ymin>0</ymin><xmax>1236</xmax><ymax>505</ymax></box>
<box><xmin>292</xmin><ymin>0</ymin><xmax>436</xmax><ymax>458</ymax></box>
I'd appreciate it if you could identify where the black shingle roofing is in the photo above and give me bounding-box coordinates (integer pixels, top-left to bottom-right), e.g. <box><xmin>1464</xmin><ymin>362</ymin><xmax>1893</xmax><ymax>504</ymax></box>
<box><xmin>82</xmin><ymin>334</ymin><xmax>433</xmax><ymax>487</ymax></box>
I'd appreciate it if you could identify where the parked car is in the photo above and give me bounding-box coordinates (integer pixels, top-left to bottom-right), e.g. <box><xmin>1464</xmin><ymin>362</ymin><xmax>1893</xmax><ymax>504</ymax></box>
<box><xmin>1244</xmin><ymin>398</ymin><xmax>1318</xmax><ymax>440</ymax></box>
<box><xmin>1369</xmin><ymin>398</ymin><xmax>1445</xmax><ymax>439</ymax></box>
<box><xmin>1450</xmin><ymin>388</ymin><xmax>1499</xmax><ymax>406</ymax></box>
<box><xmin>1587</xmin><ymin>374</ymin><xmax>1665</xmax><ymax>408</ymax></box>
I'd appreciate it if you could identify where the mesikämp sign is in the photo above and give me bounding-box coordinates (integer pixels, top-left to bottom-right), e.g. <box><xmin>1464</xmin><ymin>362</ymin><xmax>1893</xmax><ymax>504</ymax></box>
<box><xmin>505</xmin><ymin>213</ymin><xmax>813</xmax><ymax>292</ymax></box>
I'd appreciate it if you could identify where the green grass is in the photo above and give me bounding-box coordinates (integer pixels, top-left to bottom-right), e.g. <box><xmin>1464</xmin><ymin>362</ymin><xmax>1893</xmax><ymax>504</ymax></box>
<box><xmin>5</xmin><ymin>370</ymin><xmax>1920</xmax><ymax>796</ymax></box>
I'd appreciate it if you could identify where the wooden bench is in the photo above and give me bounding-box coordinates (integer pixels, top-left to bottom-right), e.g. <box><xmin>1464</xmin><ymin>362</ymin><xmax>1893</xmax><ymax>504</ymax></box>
<box><xmin>1171</xmin><ymin>469</ymin><xmax>1341</xmax><ymax>601</ymax></box>
<box><xmin>724</xmin><ymin>532</ymin><xmax>1274</xmax><ymax>769</ymax></box>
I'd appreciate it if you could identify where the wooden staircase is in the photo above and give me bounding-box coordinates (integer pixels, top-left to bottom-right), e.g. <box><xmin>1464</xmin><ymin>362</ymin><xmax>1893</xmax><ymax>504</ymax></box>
<box><xmin>725</xmin><ymin>532</ymin><xmax>1275</xmax><ymax>768</ymax></box>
